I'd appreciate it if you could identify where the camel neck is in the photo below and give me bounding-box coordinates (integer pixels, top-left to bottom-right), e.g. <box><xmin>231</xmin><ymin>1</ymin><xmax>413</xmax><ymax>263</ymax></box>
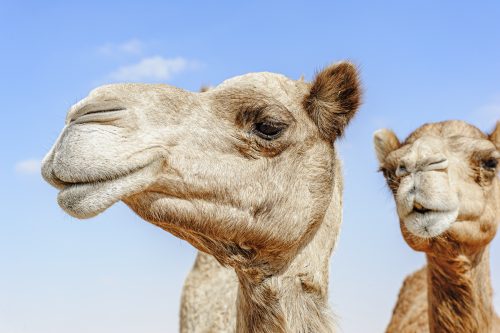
<box><xmin>234</xmin><ymin>158</ymin><xmax>342</xmax><ymax>333</ymax></box>
<box><xmin>426</xmin><ymin>247</ymin><xmax>494</xmax><ymax>333</ymax></box>
<box><xmin>235</xmin><ymin>266</ymin><xmax>334</xmax><ymax>333</ymax></box>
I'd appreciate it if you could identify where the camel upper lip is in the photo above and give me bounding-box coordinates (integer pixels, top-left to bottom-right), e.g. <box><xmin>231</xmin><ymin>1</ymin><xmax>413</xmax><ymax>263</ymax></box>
<box><xmin>48</xmin><ymin>170</ymin><xmax>110</xmax><ymax>189</ymax></box>
<box><xmin>48</xmin><ymin>162</ymin><xmax>153</xmax><ymax>189</ymax></box>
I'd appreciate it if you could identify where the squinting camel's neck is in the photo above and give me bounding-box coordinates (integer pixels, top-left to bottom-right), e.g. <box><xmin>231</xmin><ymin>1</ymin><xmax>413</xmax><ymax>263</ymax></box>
<box><xmin>426</xmin><ymin>247</ymin><xmax>495</xmax><ymax>333</ymax></box>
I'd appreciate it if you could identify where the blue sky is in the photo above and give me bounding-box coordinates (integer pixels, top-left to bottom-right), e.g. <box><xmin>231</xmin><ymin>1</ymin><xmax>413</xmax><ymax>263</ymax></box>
<box><xmin>1</xmin><ymin>1</ymin><xmax>499</xmax><ymax>332</ymax></box>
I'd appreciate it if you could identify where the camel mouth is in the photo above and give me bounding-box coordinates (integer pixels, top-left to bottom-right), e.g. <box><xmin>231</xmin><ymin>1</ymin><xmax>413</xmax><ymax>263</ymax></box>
<box><xmin>54</xmin><ymin>160</ymin><xmax>163</xmax><ymax>219</ymax></box>
<box><xmin>51</xmin><ymin>163</ymin><xmax>152</xmax><ymax>188</ymax></box>
<box><xmin>403</xmin><ymin>208</ymin><xmax>459</xmax><ymax>239</ymax></box>
<box><xmin>409</xmin><ymin>201</ymin><xmax>455</xmax><ymax>217</ymax></box>
<box><xmin>412</xmin><ymin>204</ymin><xmax>434</xmax><ymax>215</ymax></box>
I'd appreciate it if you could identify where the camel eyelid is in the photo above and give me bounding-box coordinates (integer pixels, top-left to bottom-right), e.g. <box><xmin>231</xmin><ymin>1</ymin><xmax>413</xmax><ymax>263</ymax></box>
<box><xmin>252</xmin><ymin>121</ymin><xmax>288</xmax><ymax>140</ymax></box>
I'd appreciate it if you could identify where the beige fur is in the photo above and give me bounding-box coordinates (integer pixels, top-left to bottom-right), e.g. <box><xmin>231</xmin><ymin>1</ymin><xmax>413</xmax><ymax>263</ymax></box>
<box><xmin>180</xmin><ymin>252</ymin><xmax>237</xmax><ymax>332</ymax></box>
<box><xmin>374</xmin><ymin>120</ymin><xmax>500</xmax><ymax>333</ymax></box>
<box><xmin>42</xmin><ymin>62</ymin><xmax>362</xmax><ymax>332</ymax></box>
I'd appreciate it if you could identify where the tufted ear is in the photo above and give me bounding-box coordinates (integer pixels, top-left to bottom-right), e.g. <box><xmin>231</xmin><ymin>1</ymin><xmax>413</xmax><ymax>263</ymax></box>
<box><xmin>199</xmin><ymin>85</ymin><xmax>212</xmax><ymax>92</ymax></box>
<box><xmin>489</xmin><ymin>121</ymin><xmax>500</xmax><ymax>149</ymax></box>
<box><xmin>373</xmin><ymin>128</ymin><xmax>401</xmax><ymax>165</ymax></box>
<box><xmin>303</xmin><ymin>62</ymin><xmax>362</xmax><ymax>140</ymax></box>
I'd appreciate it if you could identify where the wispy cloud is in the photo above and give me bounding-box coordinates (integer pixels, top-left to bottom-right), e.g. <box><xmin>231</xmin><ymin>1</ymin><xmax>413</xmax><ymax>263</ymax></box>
<box><xmin>98</xmin><ymin>38</ymin><xmax>144</xmax><ymax>56</ymax></box>
<box><xmin>15</xmin><ymin>159</ymin><xmax>41</xmax><ymax>175</ymax></box>
<box><xmin>107</xmin><ymin>56</ymin><xmax>198</xmax><ymax>82</ymax></box>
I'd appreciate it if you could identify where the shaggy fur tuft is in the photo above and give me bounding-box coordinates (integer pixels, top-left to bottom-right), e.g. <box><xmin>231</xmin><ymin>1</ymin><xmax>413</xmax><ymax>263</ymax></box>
<box><xmin>303</xmin><ymin>62</ymin><xmax>362</xmax><ymax>140</ymax></box>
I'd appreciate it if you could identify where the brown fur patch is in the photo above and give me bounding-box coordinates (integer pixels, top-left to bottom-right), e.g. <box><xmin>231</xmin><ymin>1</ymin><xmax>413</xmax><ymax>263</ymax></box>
<box><xmin>303</xmin><ymin>62</ymin><xmax>362</xmax><ymax>140</ymax></box>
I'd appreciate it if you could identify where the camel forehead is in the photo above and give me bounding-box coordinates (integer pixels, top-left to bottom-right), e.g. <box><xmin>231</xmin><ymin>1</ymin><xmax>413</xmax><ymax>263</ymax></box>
<box><xmin>386</xmin><ymin>122</ymin><xmax>496</xmax><ymax>168</ymax></box>
<box><xmin>214</xmin><ymin>72</ymin><xmax>308</xmax><ymax>105</ymax></box>
<box><xmin>404</xmin><ymin>120</ymin><xmax>486</xmax><ymax>145</ymax></box>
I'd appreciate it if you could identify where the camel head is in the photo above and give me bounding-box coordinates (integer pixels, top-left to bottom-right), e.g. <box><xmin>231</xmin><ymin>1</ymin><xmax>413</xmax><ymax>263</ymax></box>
<box><xmin>374</xmin><ymin>120</ymin><xmax>500</xmax><ymax>255</ymax></box>
<box><xmin>42</xmin><ymin>62</ymin><xmax>361</xmax><ymax>273</ymax></box>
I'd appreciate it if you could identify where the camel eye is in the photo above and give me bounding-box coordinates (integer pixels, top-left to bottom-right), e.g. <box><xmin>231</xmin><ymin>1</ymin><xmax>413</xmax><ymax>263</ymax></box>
<box><xmin>396</xmin><ymin>164</ymin><xmax>408</xmax><ymax>177</ymax></box>
<box><xmin>254</xmin><ymin>122</ymin><xmax>286</xmax><ymax>140</ymax></box>
<box><xmin>483</xmin><ymin>158</ymin><xmax>498</xmax><ymax>170</ymax></box>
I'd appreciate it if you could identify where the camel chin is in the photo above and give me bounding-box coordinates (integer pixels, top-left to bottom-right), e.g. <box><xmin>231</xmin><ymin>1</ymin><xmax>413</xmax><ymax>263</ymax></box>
<box><xmin>56</xmin><ymin>160</ymin><xmax>162</xmax><ymax>219</ymax></box>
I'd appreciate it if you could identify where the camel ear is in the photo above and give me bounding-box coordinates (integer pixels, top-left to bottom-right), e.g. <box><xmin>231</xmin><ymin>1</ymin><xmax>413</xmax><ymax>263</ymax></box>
<box><xmin>489</xmin><ymin>121</ymin><xmax>500</xmax><ymax>149</ymax></box>
<box><xmin>303</xmin><ymin>62</ymin><xmax>362</xmax><ymax>140</ymax></box>
<box><xmin>199</xmin><ymin>85</ymin><xmax>211</xmax><ymax>92</ymax></box>
<box><xmin>373</xmin><ymin>129</ymin><xmax>400</xmax><ymax>164</ymax></box>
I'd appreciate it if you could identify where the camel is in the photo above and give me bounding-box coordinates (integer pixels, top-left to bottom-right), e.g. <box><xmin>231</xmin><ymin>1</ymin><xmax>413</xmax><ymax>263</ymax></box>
<box><xmin>41</xmin><ymin>62</ymin><xmax>362</xmax><ymax>332</ymax></box>
<box><xmin>373</xmin><ymin>120</ymin><xmax>500</xmax><ymax>333</ymax></box>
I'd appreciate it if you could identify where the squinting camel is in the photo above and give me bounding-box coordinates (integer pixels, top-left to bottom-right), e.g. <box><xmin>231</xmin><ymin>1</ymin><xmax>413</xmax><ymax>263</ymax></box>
<box><xmin>374</xmin><ymin>120</ymin><xmax>500</xmax><ymax>333</ymax></box>
<box><xmin>42</xmin><ymin>62</ymin><xmax>362</xmax><ymax>332</ymax></box>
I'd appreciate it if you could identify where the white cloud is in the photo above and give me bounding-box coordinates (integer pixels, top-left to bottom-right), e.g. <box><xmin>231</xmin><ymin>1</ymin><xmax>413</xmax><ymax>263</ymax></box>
<box><xmin>98</xmin><ymin>38</ymin><xmax>144</xmax><ymax>56</ymax></box>
<box><xmin>107</xmin><ymin>56</ymin><xmax>197</xmax><ymax>82</ymax></box>
<box><xmin>15</xmin><ymin>159</ymin><xmax>41</xmax><ymax>175</ymax></box>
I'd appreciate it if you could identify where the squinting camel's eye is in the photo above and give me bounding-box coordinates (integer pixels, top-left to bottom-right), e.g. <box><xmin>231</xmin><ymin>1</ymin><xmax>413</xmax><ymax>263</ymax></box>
<box><xmin>253</xmin><ymin>122</ymin><xmax>286</xmax><ymax>140</ymax></box>
<box><xmin>483</xmin><ymin>158</ymin><xmax>498</xmax><ymax>170</ymax></box>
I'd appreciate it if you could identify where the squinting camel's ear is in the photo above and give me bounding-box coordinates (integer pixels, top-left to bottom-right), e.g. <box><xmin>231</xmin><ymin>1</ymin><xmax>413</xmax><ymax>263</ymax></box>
<box><xmin>373</xmin><ymin>129</ymin><xmax>400</xmax><ymax>164</ymax></box>
<box><xmin>489</xmin><ymin>121</ymin><xmax>500</xmax><ymax>149</ymax></box>
<box><xmin>303</xmin><ymin>62</ymin><xmax>362</xmax><ymax>140</ymax></box>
